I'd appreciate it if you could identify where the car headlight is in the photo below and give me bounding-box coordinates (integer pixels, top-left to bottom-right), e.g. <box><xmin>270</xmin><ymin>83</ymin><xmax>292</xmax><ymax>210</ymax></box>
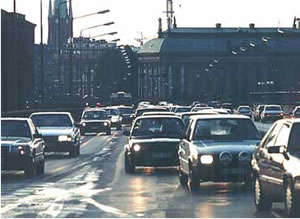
<box><xmin>133</xmin><ymin>144</ymin><xmax>141</xmax><ymax>152</ymax></box>
<box><xmin>58</xmin><ymin>135</ymin><xmax>72</xmax><ymax>142</ymax></box>
<box><xmin>200</xmin><ymin>155</ymin><xmax>214</xmax><ymax>164</ymax></box>
<box><xmin>104</xmin><ymin>122</ymin><xmax>108</xmax><ymax>126</ymax></box>
<box><xmin>82</xmin><ymin>122</ymin><xmax>86</xmax><ymax>127</ymax></box>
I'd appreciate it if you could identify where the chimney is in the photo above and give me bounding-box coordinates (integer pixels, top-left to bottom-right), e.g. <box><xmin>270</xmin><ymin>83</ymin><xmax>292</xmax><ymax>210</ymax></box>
<box><xmin>216</xmin><ymin>23</ymin><xmax>221</xmax><ymax>29</ymax></box>
<box><xmin>249</xmin><ymin>23</ymin><xmax>255</xmax><ymax>29</ymax></box>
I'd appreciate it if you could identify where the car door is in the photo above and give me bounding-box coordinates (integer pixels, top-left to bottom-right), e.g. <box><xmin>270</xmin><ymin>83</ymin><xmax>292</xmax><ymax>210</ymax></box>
<box><xmin>256</xmin><ymin>122</ymin><xmax>282</xmax><ymax>192</ymax></box>
<box><xmin>179</xmin><ymin>119</ymin><xmax>193</xmax><ymax>174</ymax></box>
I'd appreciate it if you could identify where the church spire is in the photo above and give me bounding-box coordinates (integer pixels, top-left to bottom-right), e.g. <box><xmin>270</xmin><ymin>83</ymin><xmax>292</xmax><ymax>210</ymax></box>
<box><xmin>48</xmin><ymin>0</ymin><xmax>53</xmax><ymax>17</ymax></box>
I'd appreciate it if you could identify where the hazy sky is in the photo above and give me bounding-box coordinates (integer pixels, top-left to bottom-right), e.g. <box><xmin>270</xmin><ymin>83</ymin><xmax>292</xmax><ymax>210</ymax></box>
<box><xmin>1</xmin><ymin>0</ymin><xmax>300</xmax><ymax>46</ymax></box>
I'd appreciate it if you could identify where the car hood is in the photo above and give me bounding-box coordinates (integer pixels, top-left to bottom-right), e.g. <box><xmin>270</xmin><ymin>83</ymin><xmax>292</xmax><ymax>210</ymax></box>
<box><xmin>191</xmin><ymin>140</ymin><xmax>259</xmax><ymax>154</ymax></box>
<box><xmin>1</xmin><ymin>137</ymin><xmax>31</xmax><ymax>146</ymax></box>
<box><xmin>129</xmin><ymin>138</ymin><xmax>181</xmax><ymax>145</ymax></box>
<box><xmin>37</xmin><ymin>127</ymin><xmax>73</xmax><ymax>136</ymax></box>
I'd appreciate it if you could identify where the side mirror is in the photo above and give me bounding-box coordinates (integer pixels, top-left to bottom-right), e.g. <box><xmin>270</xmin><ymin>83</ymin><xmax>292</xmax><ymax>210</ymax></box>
<box><xmin>268</xmin><ymin>145</ymin><xmax>289</xmax><ymax>160</ymax></box>
<box><xmin>33</xmin><ymin>133</ymin><xmax>42</xmax><ymax>139</ymax></box>
<box><xmin>123</xmin><ymin>130</ymin><xmax>130</xmax><ymax>136</ymax></box>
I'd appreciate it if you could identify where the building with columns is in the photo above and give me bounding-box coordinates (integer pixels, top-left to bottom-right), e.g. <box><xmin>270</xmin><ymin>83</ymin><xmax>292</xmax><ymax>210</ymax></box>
<box><xmin>138</xmin><ymin>22</ymin><xmax>300</xmax><ymax>104</ymax></box>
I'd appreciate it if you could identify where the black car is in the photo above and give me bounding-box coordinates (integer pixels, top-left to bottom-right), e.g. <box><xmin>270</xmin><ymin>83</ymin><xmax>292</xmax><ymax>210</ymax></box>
<box><xmin>178</xmin><ymin>115</ymin><xmax>261</xmax><ymax>190</ymax></box>
<box><xmin>252</xmin><ymin>119</ymin><xmax>300</xmax><ymax>217</ymax></box>
<box><xmin>30</xmin><ymin>112</ymin><xmax>81</xmax><ymax>157</ymax></box>
<box><xmin>123</xmin><ymin>115</ymin><xmax>185</xmax><ymax>173</ymax></box>
<box><xmin>80</xmin><ymin>108</ymin><xmax>111</xmax><ymax>135</ymax></box>
<box><xmin>1</xmin><ymin>118</ymin><xmax>45</xmax><ymax>177</ymax></box>
<box><xmin>117</xmin><ymin>106</ymin><xmax>134</xmax><ymax>124</ymax></box>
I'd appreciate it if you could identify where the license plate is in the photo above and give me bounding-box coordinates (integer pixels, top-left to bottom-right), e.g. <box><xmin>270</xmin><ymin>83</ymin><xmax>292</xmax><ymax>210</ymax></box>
<box><xmin>152</xmin><ymin>152</ymin><xmax>171</xmax><ymax>159</ymax></box>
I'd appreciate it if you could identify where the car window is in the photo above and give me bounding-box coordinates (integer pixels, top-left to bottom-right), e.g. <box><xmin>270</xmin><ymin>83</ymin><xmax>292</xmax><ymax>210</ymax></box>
<box><xmin>274</xmin><ymin>124</ymin><xmax>290</xmax><ymax>147</ymax></box>
<box><xmin>288</xmin><ymin>123</ymin><xmax>300</xmax><ymax>153</ymax></box>
<box><xmin>31</xmin><ymin>114</ymin><xmax>73</xmax><ymax>127</ymax></box>
<box><xmin>265</xmin><ymin>106</ymin><xmax>281</xmax><ymax>111</ymax></box>
<box><xmin>83</xmin><ymin>111</ymin><xmax>107</xmax><ymax>120</ymax></box>
<box><xmin>261</xmin><ymin>123</ymin><xmax>282</xmax><ymax>148</ymax></box>
<box><xmin>1</xmin><ymin>120</ymin><xmax>32</xmax><ymax>139</ymax></box>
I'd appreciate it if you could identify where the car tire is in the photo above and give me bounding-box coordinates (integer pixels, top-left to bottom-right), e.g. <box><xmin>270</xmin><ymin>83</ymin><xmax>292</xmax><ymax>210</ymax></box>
<box><xmin>36</xmin><ymin>158</ymin><xmax>45</xmax><ymax>175</ymax></box>
<box><xmin>178</xmin><ymin>167</ymin><xmax>188</xmax><ymax>185</ymax></box>
<box><xmin>124</xmin><ymin>153</ymin><xmax>135</xmax><ymax>173</ymax></box>
<box><xmin>24</xmin><ymin>156</ymin><xmax>36</xmax><ymax>178</ymax></box>
<box><xmin>284</xmin><ymin>179</ymin><xmax>299</xmax><ymax>217</ymax></box>
<box><xmin>188</xmin><ymin>165</ymin><xmax>200</xmax><ymax>191</ymax></box>
<box><xmin>254</xmin><ymin>176</ymin><xmax>273</xmax><ymax>211</ymax></box>
<box><xmin>106</xmin><ymin>129</ymin><xmax>111</xmax><ymax>135</ymax></box>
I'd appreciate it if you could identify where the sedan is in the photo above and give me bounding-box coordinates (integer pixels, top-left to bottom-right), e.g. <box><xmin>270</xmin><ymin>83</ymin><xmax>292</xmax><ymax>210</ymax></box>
<box><xmin>178</xmin><ymin>115</ymin><xmax>261</xmax><ymax>190</ymax></box>
<box><xmin>1</xmin><ymin>118</ymin><xmax>45</xmax><ymax>177</ymax></box>
<box><xmin>123</xmin><ymin>115</ymin><xmax>185</xmax><ymax>173</ymax></box>
<box><xmin>252</xmin><ymin>119</ymin><xmax>300</xmax><ymax>217</ymax></box>
<box><xmin>30</xmin><ymin>112</ymin><xmax>81</xmax><ymax>157</ymax></box>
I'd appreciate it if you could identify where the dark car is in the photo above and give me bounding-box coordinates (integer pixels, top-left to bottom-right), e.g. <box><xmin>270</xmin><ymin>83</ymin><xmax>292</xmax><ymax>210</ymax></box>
<box><xmin>123</xmin><ymin>115</ymin><xmax>185</xmax><ymax>173</ymax></box>
<box><xmin>178</xmin><ymin>115</ymin><xmax>261</xmax><ymax>190</ymax></box>
<box><xmin>80</xmin><ymin>108</ymin><xmax>111</xmax><ymax>135</ymax></box>
<box><xmin>251</xmin><ymin>119</ymin><xmax>300</xmax><ymax>217</ymax></box>
<box><xmin>1</xmin><ymin>118</ymin><xmax>45</xmax><ymax>177</ymax></box>
<box><xmin>102</xmin><ymin>107</ymin><xmax>122</xmax><ymax>130</ymax></box>
<box><xmin>117</xmin><ymin>106</ymin><xmax>134</xmax><ymax>124</ymax></box>
<box><xmin>30</xmin><ymin>112</ymin><xmax>81</xmax><ymax>157</ymax></box>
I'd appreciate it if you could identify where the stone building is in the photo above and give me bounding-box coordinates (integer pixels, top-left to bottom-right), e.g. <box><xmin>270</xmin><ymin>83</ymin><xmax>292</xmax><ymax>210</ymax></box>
<box><xmin>138</xmin><ymin>22</ymin><xmax>300</xmax><ymax>104</ymax></box>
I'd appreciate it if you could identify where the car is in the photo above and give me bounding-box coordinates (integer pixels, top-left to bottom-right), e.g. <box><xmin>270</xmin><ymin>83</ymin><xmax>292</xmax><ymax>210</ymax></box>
<box><xmin>254</xmin><ymin>105</ymin><xmax>265</xmax><ymax>121</ymax></box>
<box><xmin>1</xmin><ymin>118</ymin><xmax>45</xmax><ymax>177</ymax></box>
<box><xmin>260</xmin><ymin>105</ymin><xmax>283</xmax><ymax>123</ymax></box>
<box><xmin>290</xmin><ymin>106</ymin><xmax>300</xmax><ymax>118</ymax></box>
<box><xmin>116</xmin><ymin>106</ymin><xmax>134</xmax><ymax>124</ymax></box>
<box><xmin>123</xmin><ymin>115</ymin><xmax>185</xmax><ymax>173</ymax></box>
<box><xmin>178</xmin><ymin>114</ymin><xmax>261</xmax><ymax>190</ymax></box>
<box><xmin>80</xmin><ymin>108</ymin><xmax>111</xmax><ymax>135</ymax></box>
<box><xmin>251</xmin><ymin>119</ymin><xmax>300</xmax><ymax>217</ymax></box>
<box><xmin>132</xmin><ymin>106</ymin><xmax>170</xmax><ymax>120</ymax></box>
<box><xmin>237</xmin><ymin>105</ymin><xmax>252</xmax><ymax>117</ymax></box>
<box><xmin>102</xmin><ymin>107</ymin><xmax>123</xmax><ymax>130</ymax></box>
<box><xmin>30</xmin><ymin>112</ymin><xmax>81</xmax><ymax>157</ymax></box>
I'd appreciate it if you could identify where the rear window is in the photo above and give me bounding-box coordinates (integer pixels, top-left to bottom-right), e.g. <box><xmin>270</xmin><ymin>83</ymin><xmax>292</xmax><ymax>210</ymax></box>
<box><xmin>118</xmin><ymin>108</ymin><xmax>133</xmax><ymax>114</ymax></box>
<box><xmin>265</xmin><ymin>106</ymin><xmax>282</xmax><ymax>111</ymax></box>
<box><xmin>239</xmin><ymin>107</ymin><xmax>251</xmax><ymax>112</ymax></box>
<box><xmin>193</xmin><ymin>118</ymin><xmax>260</xmax><ymax>141</ymax></box>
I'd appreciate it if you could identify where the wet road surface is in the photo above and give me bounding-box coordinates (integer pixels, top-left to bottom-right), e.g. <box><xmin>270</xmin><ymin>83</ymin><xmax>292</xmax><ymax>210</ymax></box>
<box><xmin>1</xmin><ymin>124</ymin><xmax>286</xmax><ymax>218</ymax></box>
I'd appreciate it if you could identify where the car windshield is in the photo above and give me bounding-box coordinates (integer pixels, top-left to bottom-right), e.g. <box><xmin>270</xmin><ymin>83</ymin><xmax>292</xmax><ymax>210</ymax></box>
<box><xmin>239</xmin><ymin>107</ymin><xmax>251</xmax><ymax>112</ymax></box>
<box><xmin>83</xmin><ymin>111</ymin><xmax>107</xmax><ymax>120</ymax></box>
<box><xmin>265</xmin><ymin>106</ymin><xmax>281</xmax><ymax>111</ymax></box>
<box><xmin>132</xmin><ymin>118</ymin><xmax>184</xmax><ymax>138</ymax></box>
<box><xmin>136</xmin><ymin>108</ymin><xmax>168</xmax><ymax>117</ymax></box>
<box><xmin>288</xmin><ymin>123</ymin><xmax>300</xmax><ymax>153</ymax></box>
<box><xmin>1</xmin><ymin>120</ymin><xmax>31</xmax><ymax>139</ymax></box>
<box><xmin>105</xmin><ymin>109</ymin><xmax>119</xmax><ymax>115</ymax></box>
<box><xmin>31</xmin><ymin>114</ymin><xmax>73</xmax><ymax>127</ymax></box>
<box><xmin>118</xmin><ymin>108</ymin><xmax>133</xmax><ymax>114</ymax></box>
<box><xmin>192</xmin><ymin>118</ymin><xmax>260</xmax><ymax>141</ymax></box>
<box><xmin>175</xmin><ymin>107</ymin><xmax>191</xmax><ymax>113</ymax></box>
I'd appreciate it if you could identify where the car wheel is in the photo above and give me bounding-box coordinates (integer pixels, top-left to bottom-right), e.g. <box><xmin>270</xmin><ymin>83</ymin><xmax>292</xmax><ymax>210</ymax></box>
<box><xmin>284</xmin><ymin>179</ymin><xmax>299</xmax><ymax>217</ymax></box>
<box><xmin>178</xmin><ymin>166</ymin><xmax>188</xmax><ymax>186</ymax></box>
<box><xmin>36</xmin><ymin>158</ymin><xmax>45</xmax><ymax>175</ymax></box>
<box><xmin>24</xmin><ymin>156</ymin><xmax>36</xmax><ymax>178</ymax></box>
<box><xmin>106</xmin><ymin>129</ymin><xmax>111</xmax><ymax>135</ymax></box>
<box><xmin>254</xmin><ymin>176</ymin><xmax>272</xmax><ymax>211</ymax></box>
<box><xmin>188</xmin><ymin>165</ymin><xmax>200</xmax><ymax>191</ymax></box>
<box><xmin>124</xmin><ymin>153</ymin><xmax>135</xmax><ymax>173</ymax></box>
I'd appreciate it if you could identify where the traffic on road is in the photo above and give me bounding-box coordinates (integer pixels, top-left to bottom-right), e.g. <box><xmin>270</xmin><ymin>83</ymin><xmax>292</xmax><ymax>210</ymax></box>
<box><xmin>1</xmin><ymin>101</ymin><xmax>300</xmax><ymax>218</ymax></box>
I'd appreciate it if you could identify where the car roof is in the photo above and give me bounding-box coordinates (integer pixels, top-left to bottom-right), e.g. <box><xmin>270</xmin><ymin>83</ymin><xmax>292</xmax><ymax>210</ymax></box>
<box><xmin>83</xmin><ymin>108</ymin><xmax>106</xmax><ymax>112</ymax></box>
<box><xmin>136</xmin><ymin>115</ymin><xmax>181</xmax><ymax>119</ymax></box>
<box><xmin>190</xmin><ymin>114</ymin><xmax>250</xmax><ymax>120</ymax></box>
<box><xmin>238</xmin><ymin>105</ymin><xmax>251</xmax><ymax>108</ymax></box>
<box><xmin>30</xmin><ymin>112</ymin><xmax>71</xmax><ymax>116</ymax></box>
<box><xmin>264</xmin><ymin>104</ymin><xmax>281</xmax><ymax>107</ymax></box>
<box><xmin>1</xmin><ymin>117</ymin><xmax>31</xmax><ymax>122</ymax></box>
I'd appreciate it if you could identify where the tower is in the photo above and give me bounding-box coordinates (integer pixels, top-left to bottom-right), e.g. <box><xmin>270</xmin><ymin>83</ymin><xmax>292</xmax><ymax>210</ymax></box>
<box><xmin>163</xmin><ymin>0</ymin><xmax>174</xmax><ymax>30</ymax></box>
<box><xmin>47</xmin><ymin>0</ymin><xmax>72</xmax><ymax>47</ymax></box>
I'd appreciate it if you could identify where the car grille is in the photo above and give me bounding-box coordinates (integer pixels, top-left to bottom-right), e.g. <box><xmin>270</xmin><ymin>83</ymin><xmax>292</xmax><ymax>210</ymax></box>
<box><xmin>42</xmin><ymin>136</ymin><xmax>58</xmax><ymax>143</ymax></box>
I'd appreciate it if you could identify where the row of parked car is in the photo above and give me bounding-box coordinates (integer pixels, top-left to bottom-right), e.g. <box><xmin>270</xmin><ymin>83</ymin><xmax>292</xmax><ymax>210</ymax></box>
<box><xmin>122</xmin><ymin>102</ymin><xmax>300</xmax><ymax>217</ymax></box>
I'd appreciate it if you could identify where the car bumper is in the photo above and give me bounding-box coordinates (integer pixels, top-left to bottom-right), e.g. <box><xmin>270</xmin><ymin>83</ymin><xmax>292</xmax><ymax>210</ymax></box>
<box><xmin>263</xmin><ymin>115</ymin><xmax>283</xmax><ymax>121</ymax></box>
<box><xmin>1</xmin><ymin>154</ymin><xmax>31</xmax><ymax>171</ymax></box>
<box><xmin>111</xmin><ymin>121</ymin><xmax>121</xmax><ymax>127</ymax></box>
<box><xmin>82</xmin><ymin>125</ymin><xmax>110</xmax><ymax>133</ymax></box>
<box><xmin>44</xmin><ymin>142</ymin><xmax>75</xmax><ymax>152</ymax></box>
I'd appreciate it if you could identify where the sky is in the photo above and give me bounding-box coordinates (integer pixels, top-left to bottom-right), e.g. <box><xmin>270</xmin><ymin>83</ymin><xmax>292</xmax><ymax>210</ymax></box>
<box><xmin>1</xmin><ymin>0</ymin><xmax>300</xmax><ymax>46</ymax></box>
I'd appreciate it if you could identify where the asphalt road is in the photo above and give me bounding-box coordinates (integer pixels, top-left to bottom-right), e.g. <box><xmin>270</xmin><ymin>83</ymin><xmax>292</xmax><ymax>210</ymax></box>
<box><xmin>1</xmin><ymin>122</ymin><xmax>286</xmax><ymax>218</ymax></box>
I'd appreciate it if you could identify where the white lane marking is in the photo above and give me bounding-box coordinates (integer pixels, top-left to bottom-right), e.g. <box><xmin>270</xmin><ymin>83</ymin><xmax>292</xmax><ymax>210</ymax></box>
<box><xmin>83</xmin><ymin>198</ymin><xmax>130</xmax><ymax>218</ymax></box>
<box><xmin>271</xmin><ymin>211</ymin><xmax>281</xmax><ymax>218</ymax></box>
<box><xmin>92</xmin><ymin>157</ymin><xmax>103</xmax><ymax>162</ymax></box>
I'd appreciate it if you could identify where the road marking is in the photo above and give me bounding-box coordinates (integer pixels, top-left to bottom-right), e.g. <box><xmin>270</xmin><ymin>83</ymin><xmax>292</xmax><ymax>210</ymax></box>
<box><xmin>271</xmin><ymin>211</ymin><xmax>281</xmax><ymax>218</ymax></box>
<box><xmin>82</xmin><ymin>198</ymin><xmax>130</xmax><ymax>217</ymax></box>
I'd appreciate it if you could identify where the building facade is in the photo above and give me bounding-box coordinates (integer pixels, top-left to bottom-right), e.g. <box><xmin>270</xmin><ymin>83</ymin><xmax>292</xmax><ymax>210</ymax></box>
<box><xmin>1</xmin><ymin>10</ymin><xmax>36</xmax><ymax>111</ymax></box>
<box><xmin>138</xmin><ymin>23</ymin><xmax>300</xmax><ymax>104</ymax></box>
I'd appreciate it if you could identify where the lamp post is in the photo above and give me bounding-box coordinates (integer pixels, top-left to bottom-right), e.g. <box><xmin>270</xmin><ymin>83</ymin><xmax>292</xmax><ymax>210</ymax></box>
<box><xmin>40</xmin><ymin>0</ymin><xmax>44</xmax><ymax>104</ymax></box>
<box><xmin>79</xmin><ymin>23</ymin><xmax>115</xmax><ymax>96</ymax></box>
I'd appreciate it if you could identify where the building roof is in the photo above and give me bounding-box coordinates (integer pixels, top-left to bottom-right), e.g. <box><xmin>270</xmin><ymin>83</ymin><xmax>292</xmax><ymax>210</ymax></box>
<box><xmin>138</xmin><ymin>27</ymin><xmax>300</xmax><ymax>55</ymax></box>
